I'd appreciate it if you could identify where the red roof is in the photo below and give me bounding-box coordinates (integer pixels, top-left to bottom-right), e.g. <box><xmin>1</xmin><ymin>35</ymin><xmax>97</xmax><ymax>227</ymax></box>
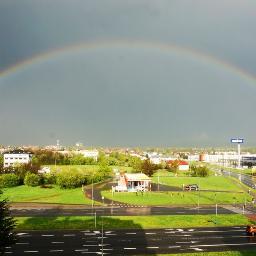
<box><xmin>167</xmin><ymin>160</ymin><xmax>189</xmax><ymax>165</ymax></box>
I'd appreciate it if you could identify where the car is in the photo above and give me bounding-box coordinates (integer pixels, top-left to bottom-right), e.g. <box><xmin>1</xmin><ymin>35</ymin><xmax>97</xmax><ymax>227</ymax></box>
<box><xmin>184</xmin><ymin>184</ymin><xmax>199</xmax><ymax>191</ymax></box>
<box><xmin>246</xmin><ymin>225</ymin><xmax>256</xmax><ymax>236</ymax></box>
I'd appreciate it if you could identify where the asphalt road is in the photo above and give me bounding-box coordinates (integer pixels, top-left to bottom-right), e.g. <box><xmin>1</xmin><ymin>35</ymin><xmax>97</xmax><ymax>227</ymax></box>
<box><xmin>5</xmin><ymin>227</ymin><xmax>256</xmax><ymax>255</ymax></box>
<box><xmin>221</xmin><ymin>170</ymin><xmax>256</xmax><ymax>191</ymax></box>
<box><xmin>10</xmin><ymin>205</ymin><xmax>236</xmax><ymax>217</ymax></box>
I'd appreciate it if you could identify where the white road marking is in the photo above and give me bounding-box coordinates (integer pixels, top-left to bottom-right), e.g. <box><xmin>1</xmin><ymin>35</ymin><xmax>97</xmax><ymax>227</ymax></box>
<box><xmin>51</xmin><ymin>242</ymin><xmax>64</xmax><ymax>244</ymax></box>
<box><xmin>124</xmin><ymin>248</ymin><xmax>136</xmax><ymax>250</ymax></box>
<box><xmin>64</xmin><ymin>234</ymin><xmax>75</xmax><ymax>237</ymax></box>
<box><xmin>75</xmin><ymin>249</ymin><xmax>89</xmax><ymax>252</ymax></box>
<box><xmin>49</xmin><ymin>250</ymin><xmax>64</xmax><ymax>252</ymax></box>
<box><xmin>188</xmin><ymin>229</ymin><xmax>195</xmax><ymax>232</ymax></box>
<box><xmin>168</xmin><ymin>246</ymin><xmax>181</xmax><ymax>248</ymax></box>
<box><xmin>17</xmin><ymin>233</ymin><xmax>29</xmax><ymax>236</ymax></box>
<box><xmin>126</xmin><ymin>232</ymin><xmax>136</xmax><ymax>234</ymax></box>
<box><xmin>146</xmin><ymin>232</ymin><xmax>156</xmax><ymax>235</ymax></box>
<box><xmin>146</xmin><ymin>246</ymin><xmax>159</xmax><ymax>249</ymax></box>
<box><xmin>191</xmin><ymin>248</ymin><xmax>204</xmax><ymax>251</ymax></box>
<box><xmin>176</xmin><ymin>229</ymin><xmax>184</xmax><ymax>232</ymax></box>
<box><xmin>5</xmin><ymin>252</ymin><xmax>13</xmax><ymax>254</ymax></box>
<box><xmin>24</xmin><ymin>251</ymin><xmax>39</xmax><ymax>253</ymax></box>
<box><xmin>42</xmin><ymin>234</ymin><xmax>54</xmax><ymax>237</ymax></box>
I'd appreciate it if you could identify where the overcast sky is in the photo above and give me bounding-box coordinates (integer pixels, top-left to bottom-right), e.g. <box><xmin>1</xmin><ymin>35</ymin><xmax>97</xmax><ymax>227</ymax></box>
<box><xmin>0</xmin><ymin>0</ymin><xmax>256</xmax><ymax>147</ymax></box>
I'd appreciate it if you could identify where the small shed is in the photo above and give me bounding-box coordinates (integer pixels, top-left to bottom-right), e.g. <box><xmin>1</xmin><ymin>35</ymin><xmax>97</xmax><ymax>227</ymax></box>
<box><xmin>115</xmin><ymin>173</ymin><xmax>151</xmax><ymax>192</ymax></box>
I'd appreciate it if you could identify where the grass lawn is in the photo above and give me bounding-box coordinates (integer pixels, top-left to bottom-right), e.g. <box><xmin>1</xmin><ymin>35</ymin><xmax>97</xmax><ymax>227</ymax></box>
<box><xmin>102</xmin><ymin>190</ymin><xmax>251</xmax><ymax>206</ymax></box>
<box><xmin>1</xmin><ymin>185</ymin><xmax>96</xmax><ymax>205</ymax></box>
<box><xmin>152</xmin><ymin>175</ymin><xmax>243</xmax><ymax>192</ymax></box>
<box><xmin>156</xmin><ymin>251</ymin><xmax>256</xmax><ymax>256</ymax></box>
<box><xmin>15</xmin><ymin>214</ymin><xmax>252</xmax><ymax>230</ymax></box>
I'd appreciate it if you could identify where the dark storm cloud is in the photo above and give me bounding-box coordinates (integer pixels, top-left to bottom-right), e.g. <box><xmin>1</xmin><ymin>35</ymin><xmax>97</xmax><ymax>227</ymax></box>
<box><xmin>0</xmin><ymin>0</ymin><xmax>256</xmax><ymax>146</ymax></box>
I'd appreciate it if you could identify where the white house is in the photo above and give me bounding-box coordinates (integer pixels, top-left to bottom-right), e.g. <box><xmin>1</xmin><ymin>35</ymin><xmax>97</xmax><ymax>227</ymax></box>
<box><xmin>4</xmin><ymin>149</ymin><xmax>33</xmax><ymax>168</ymax></box>
<box><xmin>80</xmin><ymin>150</ymin><xmax>99</xmax><ymax>161</ymax></box>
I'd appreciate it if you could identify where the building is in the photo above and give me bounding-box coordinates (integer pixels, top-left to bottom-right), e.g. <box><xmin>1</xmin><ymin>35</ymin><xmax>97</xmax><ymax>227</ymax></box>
<box><xmin>114</xmin><ymin>173</ymin><xmax>151</xmax><ymax>192</ymax></box>
<box><xmin>80</xmin><ymin>150</ymin><xmax>99</xmax><ymax>161</ymax></box>
<box><xmin>3</xmin><ymin>149</ymin><xmax>33</xmax><ymax>168</ymax></box>
<box><xmin>167</xmin><ymin>160</ymin><xmax>189</xmax><ymax>171</ymax></box>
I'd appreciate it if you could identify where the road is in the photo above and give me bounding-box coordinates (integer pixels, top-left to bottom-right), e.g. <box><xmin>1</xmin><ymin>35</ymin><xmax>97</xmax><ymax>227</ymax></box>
<box><xmin>10</xmin><ymin>205</ymin><xmax>237</xmax><ymax>217</ymax></box>
<box><xmin>221</xmin><ymin>169</ymin><xmax>256</xmax><ymax>191</ymax></box>
<box><xmin>5</xmin><ymin>227</ymin><xmax>256</xmax><ymax>255</ymax></box>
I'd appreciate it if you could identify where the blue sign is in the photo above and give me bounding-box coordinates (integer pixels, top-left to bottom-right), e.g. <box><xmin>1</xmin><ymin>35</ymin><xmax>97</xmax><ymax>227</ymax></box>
<box><xmin>231</xmin><ymin>138</ymin><xmax>244</xmax><ymax>143</ymax></box>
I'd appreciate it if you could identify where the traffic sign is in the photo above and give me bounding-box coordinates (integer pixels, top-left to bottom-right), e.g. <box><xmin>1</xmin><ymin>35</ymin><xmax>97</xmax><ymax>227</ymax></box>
<box><xmin>231</xmin><ymin>138</ymin><xmax>244</xmax><ymax>143</ymax></box>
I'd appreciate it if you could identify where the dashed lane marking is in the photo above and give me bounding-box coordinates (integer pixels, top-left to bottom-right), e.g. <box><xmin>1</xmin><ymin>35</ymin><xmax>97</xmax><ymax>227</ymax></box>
<box><xmin>24</xmin><ymin>251</ymin><xmax>39</xmax><ymax>253</ymax></box>
<box><xmin>42</xmin><ymin>234</ymin><xmax>54</xmax><ymax>237</ymax></box>
<box><xmin>49</xmin><ymin>250</ymin><xmax>64</xmax><ymax>252</ymax></box>
<box><xmin>124</xmin><ymin>248</ymin><xmax>136</xmax><ymax>250</ymax></box>
<box><xmin>51</xmin><ymin>242</ymin><xmax>64</xmax><ymax>244</ymax></box>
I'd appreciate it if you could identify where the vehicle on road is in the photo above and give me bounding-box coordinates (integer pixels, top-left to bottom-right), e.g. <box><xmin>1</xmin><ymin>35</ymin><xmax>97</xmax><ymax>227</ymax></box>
<box><xmin>184</xmin><ymin>184</ymin><xmax>199</xmax><ymax>191</ymax></box>
<box><xmin>246</xmin><ymin>225</ymin><xmax>256</xmax><ymax>236</ymax></box>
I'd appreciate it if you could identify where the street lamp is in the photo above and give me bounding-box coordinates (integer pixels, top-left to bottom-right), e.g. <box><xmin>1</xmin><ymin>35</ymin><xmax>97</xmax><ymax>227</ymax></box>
<box><xmin>91</xmin><ymin>176</ymin><xmax>94</xmax><ymax>209</ymax></box>
<box><xmin>101</xmin><ymin>196</ymin><xmax>104</xmax><ymax>256</ymax></box>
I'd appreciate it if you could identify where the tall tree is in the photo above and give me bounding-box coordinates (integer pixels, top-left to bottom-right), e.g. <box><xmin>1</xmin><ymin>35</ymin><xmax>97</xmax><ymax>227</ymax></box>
<box><xmin>0</xmin><ymin>191</ymin><xmax>16</xmax><ymax>253</ymax></box>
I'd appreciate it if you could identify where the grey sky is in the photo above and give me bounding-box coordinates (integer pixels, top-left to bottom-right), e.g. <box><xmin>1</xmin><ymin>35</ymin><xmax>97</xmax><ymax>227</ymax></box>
<box><xmin>0</xmin><ymin>0</ymin><xmax>256</xmax><ymax>147</ymax></box>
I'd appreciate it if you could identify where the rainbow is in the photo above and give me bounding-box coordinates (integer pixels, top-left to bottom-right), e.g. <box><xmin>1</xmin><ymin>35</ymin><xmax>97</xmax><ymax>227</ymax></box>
<box><xmin>1</xmin><ymin>39</ymin><xmax>256</xmax><ymax>87</ymax></box>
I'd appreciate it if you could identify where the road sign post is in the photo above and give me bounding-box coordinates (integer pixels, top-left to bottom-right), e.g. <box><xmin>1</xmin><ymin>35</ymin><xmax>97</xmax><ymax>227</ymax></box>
<box><xmin>231</xmin><ymin>138</ymin><xmax>244</xmax><ymax>169</ymax></box>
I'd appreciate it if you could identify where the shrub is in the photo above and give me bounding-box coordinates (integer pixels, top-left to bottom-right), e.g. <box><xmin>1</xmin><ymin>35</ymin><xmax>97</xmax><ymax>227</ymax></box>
<box><xmin>56</xmin><ymin>170</ymin><xmax>87</xmax><ymax>189</ymax></box>
<box><xmin>0</xmin><ymin>174</ymin><xmax>20</xmax><ymax>188</ymax></box>
<box><xmin>24</xmin><ymin>173</ymin><xmax>42</xmax><ymax>187</ymax></box>
<box><xmin>43</xmin><ymin>173</ymin><xmax>56</xmax><ymax>185</ymax></box>
<box><xmin>191</xmin><ymin>165</ymin><xmax>210</xmax><ymax>177</ymax></box>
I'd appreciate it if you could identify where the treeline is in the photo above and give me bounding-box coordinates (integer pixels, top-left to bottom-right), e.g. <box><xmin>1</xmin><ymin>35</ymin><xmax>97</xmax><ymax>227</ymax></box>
<box><xmin>0</xmin><ymin>164</ymin><xmax>112</xmax><ymax>189</ymax></box>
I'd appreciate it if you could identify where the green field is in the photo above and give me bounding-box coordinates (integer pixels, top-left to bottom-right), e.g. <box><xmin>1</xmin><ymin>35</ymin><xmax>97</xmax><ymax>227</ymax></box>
<box><xmin>156</xmin><ymin>252</ymin><xmax>256</xmax><ymax>256</ymax></box>
<box><xmin>15</xmin><ymin>214</ymin><xmax>251</xmax><ymax>230</ymax></box>
<box><xmin>1</xmin><ymin>185</ymin><xmax>95</xmax><ymax>205</ymax></box>
<box><xmin>152</xmin><ymin>175</ymin><xmax>243</xmax><ymax>192</ymax></box>
<box><xmin>102</xmin><ymin>190</ymin><xmax>251</xmax><ymax>206</ymax></box>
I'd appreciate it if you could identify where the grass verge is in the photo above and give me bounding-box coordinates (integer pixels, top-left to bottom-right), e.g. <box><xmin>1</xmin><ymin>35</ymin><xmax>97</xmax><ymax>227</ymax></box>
<box><xmin>2</xmin><ymin>185</ymin><xmax>96</xmax><ymax>205</ymax></box>
<box><xmin>154</xmin><ymin>251</ymin><xmax>256</xmax><ymax>256</ymax></box>
<box><xmin>102</xmin><ymin>190</ymin><xmax>251</xmax><ymax>206</ymax></box>
<box><xmin>15</xmin><ymin>214</ymin><xmax>252</xmax><ymax>230</ymax></box>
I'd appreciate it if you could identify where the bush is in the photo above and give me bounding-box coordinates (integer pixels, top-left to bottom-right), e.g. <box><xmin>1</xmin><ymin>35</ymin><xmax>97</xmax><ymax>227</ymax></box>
<box><xmin>43</xmin><ymin>173</ymin><xmax>56</xmax><ymax>185</ymax></box>
<box><xmin>0</xmin><ymin>174</ymin><xmax>20</xmax><ymax>188</ymax></box>
<box><xmin>191</xmin><ymin>165</ymin><xmax>210</xmax><ymax>177</ymax></box>
<box><xmin>24</xmin><ymin>173</ymin><xmax>42</xmax><ymax>187</ymax></box>
<box><xmin>56</xmin><ymin>170</ymin><xmax>87</xmax><ymax>189</ymax></box>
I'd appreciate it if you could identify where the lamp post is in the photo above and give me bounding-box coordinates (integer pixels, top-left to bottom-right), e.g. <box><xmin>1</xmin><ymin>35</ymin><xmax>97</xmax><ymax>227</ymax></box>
<box><xmin>101</xmin><ymin>196</ymin><xmax>104</xmax><ymax>256</ymax></box>
<box><xmin>91</xmin><ymin>176</ymin><xmax>94</xmax><ymax>209</ymax></box>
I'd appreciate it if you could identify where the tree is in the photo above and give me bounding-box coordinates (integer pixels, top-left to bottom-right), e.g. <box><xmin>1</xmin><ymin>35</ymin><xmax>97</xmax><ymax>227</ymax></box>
<box><xmin>140</xmin><ymin>159</ymin><xmax>157</xmax><ymax>177</ymax></box>
<box><xmin>167</xmin><ymin>160</ymin><xmax>180</xmax><ymax>174</ymax></box>
<box><xmin>191</xmin><ymin>165</ymin><xmax>210</xmax><ymax>177</ymax></box>
<box><xmin>0</xmin><ymin>154</ymin><xmax>3</xmax><ymax>171</ymax></box>
<box><xmin>0</xmin><ymin>191</ymin><xmax>16</xmax><ymax>253</ymax></box>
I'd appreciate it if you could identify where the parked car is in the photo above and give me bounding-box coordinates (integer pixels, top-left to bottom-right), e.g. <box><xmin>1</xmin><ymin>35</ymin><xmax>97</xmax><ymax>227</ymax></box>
<box><xmin>246</xmin><ymin>225</ymin><xmax>256</xmax><ymax>236</ymax></box>
<box><xmin>185</xmin><ymin>184</ymin><xmax>199</xmax><ymax>191</ymax></box>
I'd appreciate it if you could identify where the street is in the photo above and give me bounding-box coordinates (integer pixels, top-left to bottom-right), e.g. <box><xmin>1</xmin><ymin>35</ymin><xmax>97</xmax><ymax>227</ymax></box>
<box><xmin>5</xmin><ymin>227</ymin><xmax>256</xmax><ymax>255</ymax></box>
<box><xmin>10</xmin><ymin>205</ymin><xmax>236</xmax><ymax>217</ymax></box>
